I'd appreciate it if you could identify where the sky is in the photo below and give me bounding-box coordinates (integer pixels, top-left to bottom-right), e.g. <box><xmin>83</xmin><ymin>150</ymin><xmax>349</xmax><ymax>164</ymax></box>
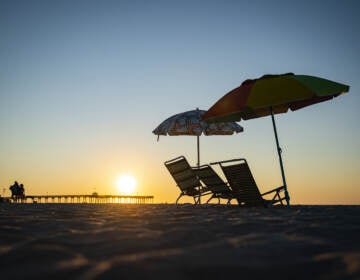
<box><xmin>1</xmin><ymin>0</ymin><xmax>359</xmax><ymax>204</ymax></box>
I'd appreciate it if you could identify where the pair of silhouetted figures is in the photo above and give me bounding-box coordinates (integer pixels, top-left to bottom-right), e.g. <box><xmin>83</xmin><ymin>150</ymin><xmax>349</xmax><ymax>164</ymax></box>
<box><xmin>9</xmin><ymin>181</ymin><xmax>25</xmax><ymax>200</ymax></box>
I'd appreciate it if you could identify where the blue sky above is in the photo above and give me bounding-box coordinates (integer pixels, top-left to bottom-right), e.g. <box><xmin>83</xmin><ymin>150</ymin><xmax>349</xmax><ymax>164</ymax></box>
<box><xmin>0</xmin><ymin>0</ymin><xmax>359</xmax><ymax>203</ymax></box>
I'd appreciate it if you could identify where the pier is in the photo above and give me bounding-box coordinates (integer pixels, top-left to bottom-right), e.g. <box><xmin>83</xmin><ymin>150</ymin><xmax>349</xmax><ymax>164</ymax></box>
<box><xmin>5</xmin><ymin>194</ymin><xmax>154</xmax><ymax>204</ymax></box>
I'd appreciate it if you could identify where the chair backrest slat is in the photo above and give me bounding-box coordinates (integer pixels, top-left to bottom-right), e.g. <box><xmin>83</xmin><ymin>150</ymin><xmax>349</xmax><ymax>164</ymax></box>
<box><xmin>165</xmin><ymin>156</ymin><xmax>201</xmax><ymax>191</ymax></box>
<box><xmin>220</xmin><ymin>160</ymin><xmax>263</xmax><ymax>205</ymax></box>
<box><xmin>193</xmin><ymin>165</ymin><xmax>230</xmax><ymax>193</ymax></box>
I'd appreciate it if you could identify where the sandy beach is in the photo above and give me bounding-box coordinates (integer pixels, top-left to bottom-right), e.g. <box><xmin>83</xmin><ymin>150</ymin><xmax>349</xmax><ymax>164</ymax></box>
<box><xmin>0</xmin><ymin>204</ymin><xmax>359</xmax><ymax>280</ymax></box>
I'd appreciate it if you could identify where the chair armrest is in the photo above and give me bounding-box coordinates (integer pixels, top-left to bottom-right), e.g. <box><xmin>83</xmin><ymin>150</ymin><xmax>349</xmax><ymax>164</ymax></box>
<box><xmin>210</xmin><ymin>158</ymin><xmax>247</xmax><ymax>166</ymax></box>
<box><xmin>191</xmin><ymin>164</ymin><xmax>211</xmax><ymax>170</ymax></box>
<box><xmin>164</xmin><ymin>155</ymin><xmax>186</xmax><ymax>165</ymax></box>
<box><xmin>261</xmin><ymin>186</ymin><xmax>285</xmax><ymax>196</ymax></box>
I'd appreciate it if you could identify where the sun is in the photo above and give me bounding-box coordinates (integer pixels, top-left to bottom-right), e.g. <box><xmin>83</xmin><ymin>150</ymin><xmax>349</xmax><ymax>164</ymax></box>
<box><xmin>116</xmin><ymin>175</ymin><xmax>137</xmax><ymax>195</ymax></box>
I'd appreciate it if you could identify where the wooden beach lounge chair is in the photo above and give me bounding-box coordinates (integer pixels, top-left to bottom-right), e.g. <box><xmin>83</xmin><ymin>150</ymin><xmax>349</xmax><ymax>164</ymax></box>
<box><xmin>211</xmin><ymin>158</ymin><xmax>286</xmax><ymax>207</ymax></box>
<box><xmin>164</xmin><ymin>156</ymin><xmax>210</xmax><ymax>204</ymax></box>
<box><xmin>192</xmin><ymin>164</ymin><xmax>237</xmax><ymax>204</ymax></box>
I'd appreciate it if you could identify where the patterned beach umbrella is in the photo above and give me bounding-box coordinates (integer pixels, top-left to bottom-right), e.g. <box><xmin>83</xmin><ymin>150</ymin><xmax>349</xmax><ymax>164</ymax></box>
<box><xmin>153</xmin><ymin>108</ymin><xmax>243</xmax><ymax>166</ymax></box>
<box><xmin>202</xmin><ymin>73</ymin><xmax>350</xmax><ymax>206</ymax></box>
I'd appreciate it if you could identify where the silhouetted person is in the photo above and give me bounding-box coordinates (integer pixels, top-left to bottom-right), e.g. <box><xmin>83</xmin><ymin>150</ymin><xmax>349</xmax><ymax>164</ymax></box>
<box><xmin>19</xmin><ymin>184</ymin><xmax>25</xmax><ymax>197</ymax></box>
<box><xmin>9</xmin><ymin>181</ymin><xmax>20</xmax><ymax>199</ymax></box>
<box><xmin>9</xmin><ymin>181</ymin><xmax>25</xmax><ymax>200</ymax></box>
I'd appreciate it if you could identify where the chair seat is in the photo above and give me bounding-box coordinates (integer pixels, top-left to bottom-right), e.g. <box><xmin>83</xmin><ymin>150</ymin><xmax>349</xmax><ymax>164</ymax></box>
<box><xmin>211</xmin><ymin>158</ymin><xmax>286</xmax><ymax>207</ymax></box>
<box><xmin>192</xmin><ymin>164</ymin><xmax>238</xmax><ymax>205</ymax></box>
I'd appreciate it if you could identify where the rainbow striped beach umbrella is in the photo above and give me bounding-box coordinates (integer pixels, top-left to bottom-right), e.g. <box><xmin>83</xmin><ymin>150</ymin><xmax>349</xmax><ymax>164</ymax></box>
<box><xmin>202</xmin><ymin>73</ymin><xmax>350</xmax><ymax>206</ymax></box>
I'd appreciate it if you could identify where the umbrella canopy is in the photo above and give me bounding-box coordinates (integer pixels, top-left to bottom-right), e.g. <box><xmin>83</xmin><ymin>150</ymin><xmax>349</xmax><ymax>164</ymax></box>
<box><xmin>202</xmin><ymin>73</ymin><xmax>350</xmax><ymax>206</ymax></box>
<box><xmin>153</xmin><ymin>108</ymin><xmax>243</xmax><ymax>166</ymax></box>
<box><xmin>203</xmin><ymin>73</ymin><xmax>349</xmax><ymax>122</ymax></box>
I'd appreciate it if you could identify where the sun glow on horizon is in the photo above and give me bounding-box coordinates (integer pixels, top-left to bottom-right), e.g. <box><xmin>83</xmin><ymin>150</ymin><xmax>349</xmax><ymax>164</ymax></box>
<box><xmin>116</xmin><ymin>175</ymin><xmax>137</xmax><ymax>195</ymax></box>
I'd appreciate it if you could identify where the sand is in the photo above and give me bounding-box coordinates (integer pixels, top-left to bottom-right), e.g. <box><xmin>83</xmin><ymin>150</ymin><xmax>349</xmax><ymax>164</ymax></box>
<box><xmin>0</xmin><ymin>204</ymin><xmax>359</xmax><ymax>280</ymax></box>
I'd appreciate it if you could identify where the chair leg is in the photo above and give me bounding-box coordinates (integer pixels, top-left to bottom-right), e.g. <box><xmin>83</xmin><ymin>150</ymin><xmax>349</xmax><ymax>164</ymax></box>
<box><xmin>269</xmin><ymin>191</ymin><xmax>281</xmax><ymax>206</ymax></box>
<box><xmin>176</xmin><ymin>194</ymin><xmax>183</xmax><ymax>205</ymax></box>
<box><xmin>206</xmin><ymin>195</ymin><xmax>214</xmax><ymax>204</ymax></box>
<box><xmin>278</xmin><ymin>192</ymin><xmax>284</xmax><ymax>206</ymax></box>
<box><xmin>270</xmin><ymin>191</ymin><xmax>284</xmax><ymax>206</ymax></box>
<box><xmin>194</xmin><ymin>196</ymin><xmax>201</xmax><ymax>204</ymax></box>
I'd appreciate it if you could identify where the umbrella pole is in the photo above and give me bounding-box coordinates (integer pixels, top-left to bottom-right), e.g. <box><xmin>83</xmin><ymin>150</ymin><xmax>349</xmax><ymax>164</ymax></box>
<box><xmin>197</xmin><ymin>135</ymin><xmax>200</xmax><ymax>167</ymax></box>
<box><xmin>270</xmin><ymin>107</ymin><xmax>290</xmax><ymax>206</ymax></box>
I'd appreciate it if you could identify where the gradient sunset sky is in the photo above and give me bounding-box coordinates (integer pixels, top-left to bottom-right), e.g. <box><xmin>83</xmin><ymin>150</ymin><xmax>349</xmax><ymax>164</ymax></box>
<box><xmin>1</xmin><ymin>0</ymin><xmax>359</xmax><ymax>204</ymax></box>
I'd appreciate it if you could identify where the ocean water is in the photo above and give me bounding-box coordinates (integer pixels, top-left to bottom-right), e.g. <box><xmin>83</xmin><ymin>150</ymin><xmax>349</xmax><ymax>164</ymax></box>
<box><xmin>0</xmin><ymin>204</ymin><xmax>359</xmax><ymax>280</ymax></box>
